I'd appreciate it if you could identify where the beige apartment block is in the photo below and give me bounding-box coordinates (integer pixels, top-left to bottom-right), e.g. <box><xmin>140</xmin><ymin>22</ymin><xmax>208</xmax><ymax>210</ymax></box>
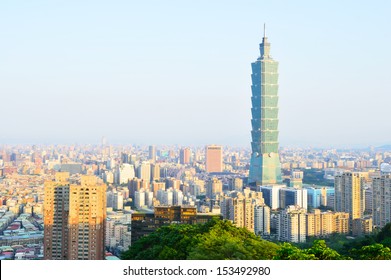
<box><xmin>44</xmin><ymin>173</ymin><xmax>106</xmax><ymax>260</ymax></box>
<box><xmin>335</xmin><ymin>172</ymin><xmax>364</xmax><ymax>222</ymax></box>
<box><xmin>306</xmin><ymin>209</ymin><xmax>349</xmax><ymax>237</ymax></box>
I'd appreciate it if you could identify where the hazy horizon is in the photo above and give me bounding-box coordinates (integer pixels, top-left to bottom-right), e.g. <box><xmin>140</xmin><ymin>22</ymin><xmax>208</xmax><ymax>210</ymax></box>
<box><xmin>1</xmin><ymin>140</ymin><xmax>390</xmax><ymax>151</ymax></box>
<box><xmin>1</xmin><ymin>1</ymin><xmax>390</xmax><ymax>148</ymax></box>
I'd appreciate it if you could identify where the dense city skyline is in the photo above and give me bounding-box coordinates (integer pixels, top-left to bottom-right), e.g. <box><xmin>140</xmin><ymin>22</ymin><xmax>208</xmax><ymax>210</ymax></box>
<box><xmin>1</xmin><ymin>141</ymin><xmax>391</xmax><ymax>260</ymax></box>
<box><xmin>1</xmin><ymin>1</ymin><xmax>390</xmax><ymax>148</ymax></box>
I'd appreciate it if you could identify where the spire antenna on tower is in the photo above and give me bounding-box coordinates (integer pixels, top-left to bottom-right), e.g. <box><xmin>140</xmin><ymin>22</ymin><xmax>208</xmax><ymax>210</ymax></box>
<box><xmin>264</xmin><ymin>23</ymin><xmax>266</xmax><ymax>38</ymax></box>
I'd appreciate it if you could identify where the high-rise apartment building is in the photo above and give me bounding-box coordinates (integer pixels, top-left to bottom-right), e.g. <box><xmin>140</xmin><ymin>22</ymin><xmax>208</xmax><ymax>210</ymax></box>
<box><xmin>129</xmin><ymin>154</ymin><xmax>137</xmax><ymax>165</ymax></box>
<box><xmin>156</xmin><ymin>188</ymin><xmax>174</xmax><ymax>206</ymax></box>
<box><xmin>333</xmin><ymin>212</ymin><xmax>351</xmax><ymax>234</ymax></box>
<box><xmin>180</xmin><ymin>148</ymin><xmax>191</xmax><ymax>165</ymax></box>
<box><xmin>228</xmin><ymin>177</ymin><xmax>243</xmax><ymax>191</ymax></box>
<box><xmin>334</xmin><ymin>172</ymin><xmax>364</xmax><ymax>221</ymax></box>
<box><xmin>220</xmin><ymin>188</ymin><xmax>265</xmax><ymax>233</ymax></box>
<box><xmin>128</xmin><ymin>178</ymin><xmax>149</xmax><ymax>201</ymax></box>
<box><xmin>113</xmin><ymin>192</ymin><xmax>124</xmax><ymax>210</ymax></box>
<box><xmin>278</xmin><ymin>205</ymin><xmax>306</xmax><ymax>243</ymax></box>
<box><xmin>134</xmin><ymin>189</ymin><xmax>146</xmax><ymax>209</ymax></box>
<box><xmin>334</xmin><ymin>172</ymin><xmax>372</xmax><ymax>235</ymax></box>
<box><xmin>150</xmin><ymin>163</ymin><xmax>160</xmax><ymax>182</ymax></box>
<box><xmin>352</xmin><ymin>217</ymin><xmax>373</xmax><ymax>236</ymax></box>
<box><xmin>103</xmin><ymin>170</ymin><xmax>114</xmax><ymax>184</ymax></box>
<box><xmin>152</xmin><ymin>181</ymin><xmax>166</xmax><ymax>197</ymax></box>
<box><xmin>190</xmin><ymin>179</ymin><xmax>205</xmax><ymax>197</ymax></box>
<box><xmin>254</xmin><ymin>204</ymin><xmax>271</xmax><ymax>236</ymax></box>
<box><xmin>105</xmin><ymin>219</ymin><xmax>128</xmax><ymax>249</ymax></box>
<box><xmin>117</xmin><ymin>163</ymin><xmax>135</xmax><ymax>184</ymax></box>
<box><xmin>145</xmin><ymin>190</ymin><xmax>154</xmax><ymax>208</ymax></box>
<box><xmin>121</xmin><ymin>152</ymin><xmax>130</xmax><ymax>164</ymax></box>
<box><xmin>148</xmin><ymin>145</ymin><xmax>156</xmax><ymax>163</ymax></box>
<box><xmin>166</xmin><ymin>178</ymin><xmax>181</xmax><ymax>190</ymax></box>
<box><xmin>205</xmin><ymin>145</ymin><xmax>223</xmax><ymax>173</ymax></box>
<box><xmin>44</xmin><ymin>173</ymin><xmax>106</xmax><ymax>260</ymax></box>
<box><xmin>43</xmin><ymin>172</ymin><xmax>70</xmax><ymax>260</ymax></box>
<box><xmin>306</xmin><ymin>209</ymin><xmax>349</xmax><ymax>237</ymax></box>
<box><xmin>206</xmin><ymin>177</ymin><xmax>223</xmax><ymax>199</ymax></box>
<box><xmin>372</xmin><ymin>174</ymin><xmax>391</xmax><ymax>228</ymax></box>
<box><xmin>173</xmin><ymin>189</ymin><xmax>184</xmax><ymax>206</ymax></box>
<box><xmin>249</xmin><ymin>29</ymin><xmax>282</xmax><ymax>186</ymax></box>
<box><xmin>137</xmin><ymin>161</ymin><xmax>151</xmax><ymax>183</ymax></box>
<box><xmin>68</xmin><ymin>176</ymin><xmax>106</xmax><ymax>260</ymax></box>
<box><xmin>364</xmin><ymin>187</ymin><xmax>373</xmax><ymax>215</ymax></box>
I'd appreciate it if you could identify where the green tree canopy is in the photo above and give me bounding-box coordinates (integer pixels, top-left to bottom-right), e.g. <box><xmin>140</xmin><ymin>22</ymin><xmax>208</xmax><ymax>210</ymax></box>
<box><xmin>350</xmin><ymin>244</ymin><xmax>391</xmax><ymax>260</ymax></box>
<box><xmin>306</xmin><ymin>240</ymin><xmax>346</xmax><ymax>260</ymax></box>
<box><xmin>273</xmin><ymin>243</ymin><xmax>317</xmax><ymax>260</ymax></box>
<box><xmin>121</xmin><ymin>220</ymin><xmax>391</xmax><ymax>260</ymax></box>
<box><xmin>376</xmin><ymin>223</ymin><xmax>391</xmax><ymax>248</ymax></box>
<box><xmin>121</xmin><ymin>219</ymin><xmax>279</xmax><ymax>260</ymax></box>
<box><xmin>274</xmin><ymin>240</ymin><xmax>347</xmax><ymax>260</ymax></box>
<box><xmin>121</xmin><ymin>222</ymin><xmax>207</xmax><ymax>260</ymax></box>
<box><xmin>188</xmin><ymin>220</ymin><xmax>279</xmax><ymax>260</ymax></box>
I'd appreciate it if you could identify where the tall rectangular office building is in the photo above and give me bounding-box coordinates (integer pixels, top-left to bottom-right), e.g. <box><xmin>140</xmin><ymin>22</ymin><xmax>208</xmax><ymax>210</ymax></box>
<box><xmin>206</xmin><ymin>145</ymin><xmax>223</xmax><ymax>173</ymax></box>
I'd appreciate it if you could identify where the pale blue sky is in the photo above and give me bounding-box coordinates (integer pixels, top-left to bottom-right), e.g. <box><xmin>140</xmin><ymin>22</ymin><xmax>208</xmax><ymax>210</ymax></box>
<box><xmin>1</xmin><ymin>0</ymin><xmax>390</xmax><ymax>148</ymax></box>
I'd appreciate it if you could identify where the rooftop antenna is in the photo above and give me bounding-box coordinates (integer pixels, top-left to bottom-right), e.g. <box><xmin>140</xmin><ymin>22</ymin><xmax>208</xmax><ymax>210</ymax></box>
<box><xmin>264</xmin><ymin>23</ymin><xmax>266</xmax><ymax>38</ymax></box>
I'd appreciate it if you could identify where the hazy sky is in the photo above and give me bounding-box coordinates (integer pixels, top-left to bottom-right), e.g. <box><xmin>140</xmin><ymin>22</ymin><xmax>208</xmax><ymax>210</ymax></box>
<box><xmin>1</xmin><ymin>0</ymin><xmax>390</xmax><ymax>148</ymax></box>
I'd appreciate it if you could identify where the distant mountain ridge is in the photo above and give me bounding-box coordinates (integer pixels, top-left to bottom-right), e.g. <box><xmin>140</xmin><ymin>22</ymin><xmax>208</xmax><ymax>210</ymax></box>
<box><xmin>377</xmin><ymin>145</ymin><xmax>391</xmax><ymax>150</ymax></box>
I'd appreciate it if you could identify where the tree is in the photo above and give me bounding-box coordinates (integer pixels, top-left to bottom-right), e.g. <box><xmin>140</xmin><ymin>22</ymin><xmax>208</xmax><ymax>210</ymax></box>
<box><xmin>376</xmin><ymin>223</ymin><xmax>391</xmax><ymax>246</ymax></box>
<box><xmin>273</xmin><ymin>243</ymin><xmax>316</xmax><ymax>260</ymax></box>
<box><xmin>350</xmin><ymin>244</ymin><xmax>391</xmax><ymax>260</ymax></box>
<box><xmin>121</xmin><ymin>219</ymin><xmax>280</xmax><ymax>260</ymax></box>
<box><xmin>121</xmin><ymin>223</ymin><xmax>206</xmax><ymax>260</ymax></box>
<box><xmin>188</xmin><ymin>220</ymin><xmax>279</xmax><ymax>260</ymax></box>
<box><xmin>306</xmin><ymin>240</ymin><xmax>347</xmax><ymax>260</ymax></box>
<box><xmin>274</xmin><ymin>240</ymin><xmax>347</xmax><ymax>260</ymax></box>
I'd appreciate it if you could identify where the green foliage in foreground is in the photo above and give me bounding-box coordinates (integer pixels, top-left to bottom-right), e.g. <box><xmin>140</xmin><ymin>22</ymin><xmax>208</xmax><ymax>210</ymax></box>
<box><xmin>121</xmin><ymin>222</ymin><xmax>208</xmax><ymax>260</ymax></box>
<box><xmin>121</xmin><ymin>219</ymin><xmax>279</xmax><ymax>260</ymax></box>
<box><xmin>121</xmin><ymin>220</ymin><xmax>391</xmax><ymax>260</ymax></box>
<box><xmin>350</xmin><ymin>244</ymin><xmax>391</xmax><ymax>260</ymax></box>
<box><xmin>274</xmin><ymin>241</ymin><xmax>348</xmax><ymax>260</ymax></box>
<box><xmin>188</xmin><ymin>220</ymin><xmax>279</xmax><ymax>260</ymax></box>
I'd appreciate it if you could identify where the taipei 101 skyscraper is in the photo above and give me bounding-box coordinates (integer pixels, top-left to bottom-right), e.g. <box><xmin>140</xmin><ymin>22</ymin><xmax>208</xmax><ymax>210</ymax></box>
<box><xmin>249</xmin><ymin>26</ymin><xmax>282</xmax><ymax>186</ymax></box>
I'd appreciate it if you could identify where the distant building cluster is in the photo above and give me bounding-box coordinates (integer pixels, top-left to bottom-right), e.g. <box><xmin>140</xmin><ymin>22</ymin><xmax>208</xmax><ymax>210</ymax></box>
<box><xmin>0</xmin><ymin>134</ymin><xmax>390</xmax><ymax>260</ymax></box>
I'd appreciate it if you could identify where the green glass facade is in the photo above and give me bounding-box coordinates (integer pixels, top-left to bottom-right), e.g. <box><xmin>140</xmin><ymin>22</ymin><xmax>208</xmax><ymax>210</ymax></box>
<box><xmin>249</xmin><ymin>35</ymin><xmax>282</xmax><ymax>186</ymax></box>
